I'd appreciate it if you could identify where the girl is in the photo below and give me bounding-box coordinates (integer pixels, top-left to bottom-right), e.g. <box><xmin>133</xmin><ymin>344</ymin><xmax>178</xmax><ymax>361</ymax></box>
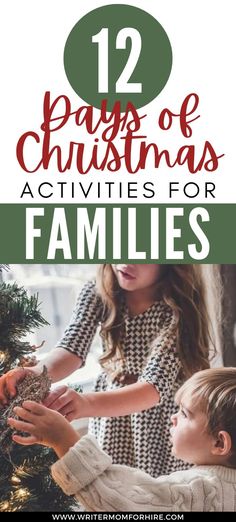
<box><xmin>0</xmin><ymin>264</ymin><xmax>221</xmax><ymax>477</ymax></box>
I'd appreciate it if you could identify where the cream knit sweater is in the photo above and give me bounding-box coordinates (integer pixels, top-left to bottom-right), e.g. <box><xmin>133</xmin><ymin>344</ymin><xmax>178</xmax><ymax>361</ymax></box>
<box><xmin>51</xmin><ymin>435</ymin><xmax>236</xmax><ymax>512</ymax></box>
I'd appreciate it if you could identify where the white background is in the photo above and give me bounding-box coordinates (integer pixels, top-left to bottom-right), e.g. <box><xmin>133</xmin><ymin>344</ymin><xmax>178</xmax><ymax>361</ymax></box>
<box><xmin>1</xmin><ymin>0</ymin><xmax>235</xmax><ymax>203</ymax></box>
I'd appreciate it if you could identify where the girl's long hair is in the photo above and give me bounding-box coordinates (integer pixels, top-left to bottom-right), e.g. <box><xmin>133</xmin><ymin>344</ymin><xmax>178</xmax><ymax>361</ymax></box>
<box><xmin>96</xmin><ymin>264</ymin><xmax>222</xmax><ymax>378</ymax></box>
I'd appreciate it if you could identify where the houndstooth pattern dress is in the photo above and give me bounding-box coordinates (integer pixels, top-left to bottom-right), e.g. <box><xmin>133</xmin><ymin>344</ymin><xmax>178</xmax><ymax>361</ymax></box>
<box><xmin>57</xmin><ymin>280</ymin><xmax>189</xmax><ymax>477</ymax></box>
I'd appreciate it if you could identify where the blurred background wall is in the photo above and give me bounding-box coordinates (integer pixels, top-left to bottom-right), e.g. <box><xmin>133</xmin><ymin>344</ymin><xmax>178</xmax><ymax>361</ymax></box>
<box><xmin>221</xmin><ymin>265</ymin><xmax>236</xmax><ymax>365</ymax></box>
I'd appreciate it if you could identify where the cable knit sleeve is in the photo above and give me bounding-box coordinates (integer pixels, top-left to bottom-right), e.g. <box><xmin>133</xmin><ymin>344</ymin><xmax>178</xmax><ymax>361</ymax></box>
<box><xmin>138</xmin><ymin>304</ymin><xmax>182</xmax><ymax>402</ymax></box>
<box><xmin>56</xmin><ymin>280</ymin><xmax>103</xmax><ymax>366</ymax></box>
<box><xmin>51</xmin><ymin>435</ymin><xmax>203</xmax><ymax>512</ymax></box>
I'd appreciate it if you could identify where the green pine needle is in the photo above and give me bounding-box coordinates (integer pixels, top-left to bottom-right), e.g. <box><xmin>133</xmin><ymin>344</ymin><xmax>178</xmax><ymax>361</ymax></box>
<box><xmin>0</xmin><ymin>282</ymin><xmax>49</xmax><ymax>373</ymax></box>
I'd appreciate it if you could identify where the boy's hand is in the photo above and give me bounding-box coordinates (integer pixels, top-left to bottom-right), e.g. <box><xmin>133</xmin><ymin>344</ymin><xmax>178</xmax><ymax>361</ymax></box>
<box><xmin>8</xmin><ymin>401</ymin><xmax>80</xmax><ymax>457</ymax></box>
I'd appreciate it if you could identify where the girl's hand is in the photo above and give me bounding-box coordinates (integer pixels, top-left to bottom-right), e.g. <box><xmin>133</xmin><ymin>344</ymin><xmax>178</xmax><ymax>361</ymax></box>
<box><xmin>43</xmin><ymin>385</ymin><xmax>85</xmax><ymax>421</ymax></box>
<box><xmin>0</xmin><ymin>367</ymin><xmax>40</xmax><ymax>406</ymax></box>
<box><xmin>8</xmin><ymin>401</ymin><xmax>80</xmax><ymax>457</ymax></box>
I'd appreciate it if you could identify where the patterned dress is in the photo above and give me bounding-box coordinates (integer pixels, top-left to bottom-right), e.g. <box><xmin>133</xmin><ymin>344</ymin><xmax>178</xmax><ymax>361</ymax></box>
<box><xmin>57</xmin><ymin>280</ymin><xmax>189</xmax><ymax>477</ymax></box>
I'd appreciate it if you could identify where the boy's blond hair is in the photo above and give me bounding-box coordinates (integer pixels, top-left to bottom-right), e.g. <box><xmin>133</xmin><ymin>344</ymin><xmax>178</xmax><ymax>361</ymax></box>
<box><xmin>175</xmin><ymin>367</ymin><xmax>236</xmax><ymax>466</ymax></box>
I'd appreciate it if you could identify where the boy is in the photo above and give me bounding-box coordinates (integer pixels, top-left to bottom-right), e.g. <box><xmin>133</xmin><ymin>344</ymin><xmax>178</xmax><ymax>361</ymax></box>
<box><xmin>8</xmin><ymin>368</ymin><xmax>236</xmax><ymax>512</ymax></box>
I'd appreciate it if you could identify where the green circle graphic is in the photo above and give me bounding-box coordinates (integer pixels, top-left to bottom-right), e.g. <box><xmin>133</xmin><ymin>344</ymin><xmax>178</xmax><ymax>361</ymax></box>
<box><xmin>64</xmin><ymin>4</ymin><xmax>172</xmax><ymax>110</ymax></box>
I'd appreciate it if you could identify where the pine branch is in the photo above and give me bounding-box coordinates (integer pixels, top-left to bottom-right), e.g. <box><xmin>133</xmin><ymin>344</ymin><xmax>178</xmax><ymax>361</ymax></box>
<box><xmin>0</xmin><ymin>282</ymin><xmax>49</xmax><ymax>373</ymax></box>
<box><xmin>0</xmin><ymin>283</ymin><xmax>48</xmax><ymax>339</ymax></box>
<box><xmin>0</xmin><ymin>278</ymin><xmax>80</xmax><ymax>511</ymax></box>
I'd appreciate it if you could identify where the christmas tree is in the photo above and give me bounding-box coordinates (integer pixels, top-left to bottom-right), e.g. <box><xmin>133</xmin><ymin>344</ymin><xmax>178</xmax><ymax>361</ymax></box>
<box><xmin>0</xmin><ymin>266</ymin><xmax>79</xmax><ymax>512</ymax></box>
